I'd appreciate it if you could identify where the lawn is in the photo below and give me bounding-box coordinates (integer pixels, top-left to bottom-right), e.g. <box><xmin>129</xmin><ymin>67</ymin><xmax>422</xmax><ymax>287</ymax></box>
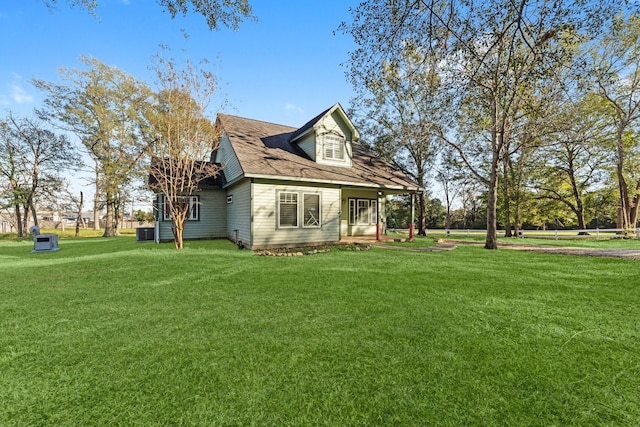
<box><xmin>1</xmin><ymin>236</ymin><xmax>639</xmax><ymax>425</ymax></box>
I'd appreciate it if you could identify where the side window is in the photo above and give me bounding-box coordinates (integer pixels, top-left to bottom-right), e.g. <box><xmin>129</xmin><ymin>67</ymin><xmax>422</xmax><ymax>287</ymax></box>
<box><xmin>303</xmin><ymin>193</ymin><xmax>321</xmax><ymax>227</ymax></box>
<box><xmin>278</xmin><ymin>192</ymin><xmax>298</xmax><ymax>227</ymax></box>
<box><xmin>349</xmin><ymin>199</ymin><xmax>356</xmax><ymax>225</ymax></box>
<box><xmin>163</xmin><ymin>195</ymin><xmax>199</xmax><ymax>221</ymax></box>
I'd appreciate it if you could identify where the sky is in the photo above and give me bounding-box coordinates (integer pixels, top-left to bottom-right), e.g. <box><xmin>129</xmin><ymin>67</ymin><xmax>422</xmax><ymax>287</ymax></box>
<box><xmin>0</xmin><ymin>0</ymin><xmax>361</xmax><ymax>208</ymax></box>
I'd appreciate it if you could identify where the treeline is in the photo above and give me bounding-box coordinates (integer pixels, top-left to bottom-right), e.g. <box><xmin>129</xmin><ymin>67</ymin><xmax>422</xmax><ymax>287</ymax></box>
<box><xmin>342</xmin><ymin>0</ymin><xmax>640</xmax><ymax>247</ymax></box>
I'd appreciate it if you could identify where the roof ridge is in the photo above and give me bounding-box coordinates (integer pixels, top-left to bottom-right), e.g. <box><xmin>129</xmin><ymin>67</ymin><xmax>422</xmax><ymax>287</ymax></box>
<box><xmin>218</xmin><ymin>113</ymin><xmax>296</xmax><ymax>130</ymax></box>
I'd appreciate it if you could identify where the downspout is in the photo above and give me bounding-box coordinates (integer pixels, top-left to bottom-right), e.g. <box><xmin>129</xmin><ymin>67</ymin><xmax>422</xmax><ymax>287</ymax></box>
<box><xmin>154</xmin><ymin>194</ymin><xmax>160</xmax><ymax>243</ymax></box>
<box><xmin>409</xmin><ymin>192</ymin><xmax>416</xmax><ymax>240</ymax></box>
<box><xmin>250</xmin><ymin>179</ymin><xmax>254</xmax><ymax>248</ymax></box>
<box><xmin>338</xmin><ymin>185</ymin><xmax>342</xmax><ymax>242</ymax></box>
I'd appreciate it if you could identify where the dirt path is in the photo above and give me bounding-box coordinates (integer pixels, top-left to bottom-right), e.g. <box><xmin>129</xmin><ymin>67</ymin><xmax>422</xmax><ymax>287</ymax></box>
<box><xmin>442</xmin><ymin>239</ymin><xmax>640</xmax><ymax>260</ymax></box>
<box><xmin>375</xmin><ymin>239</ymin><xmax>640</xmax><ymax>259</ymax></box>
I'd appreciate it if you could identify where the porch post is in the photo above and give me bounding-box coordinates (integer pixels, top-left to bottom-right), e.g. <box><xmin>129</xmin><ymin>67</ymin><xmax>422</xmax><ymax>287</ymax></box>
<box><xmin>376</xmin><ymin>191</ymin><xmax>382</xmax><ymax>241</ymax></box>
<box><xmin>409</xmin><ymin>192</ymin><xmax>415</xmax><ymax>240</ymax></box>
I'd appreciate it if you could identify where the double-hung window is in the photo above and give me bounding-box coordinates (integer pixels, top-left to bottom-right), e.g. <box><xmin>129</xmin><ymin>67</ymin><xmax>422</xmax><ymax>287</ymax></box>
<box><xmin>278</xmin><ymin>192</ymin><xmax>298</xmax><ymax>227</ymax></box>
<box><xmin>278</xmin><ymin>191</ymin><xmax>322</xmax><ymax>228</ymax></box>
<box><xmin>303</xmin><ymin>193</ymin><xmax>321</xmax><ymax>227</ymax></box>
<box><xmin>324</xmin><ymin>134</ymin><xmax>345</xmax><ymax>161</ymax></box>
<box><xmin>163</xmin><ymin>195</ymin><xmax>199</xmax><ymax>221</ymax></box>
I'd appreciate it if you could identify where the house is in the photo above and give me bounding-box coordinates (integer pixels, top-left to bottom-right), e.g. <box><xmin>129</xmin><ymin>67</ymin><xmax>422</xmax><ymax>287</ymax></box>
<box><xmin>153</xmin><ymin>103</ymin><xmax>422</xmax><ymax>249</ymax></box>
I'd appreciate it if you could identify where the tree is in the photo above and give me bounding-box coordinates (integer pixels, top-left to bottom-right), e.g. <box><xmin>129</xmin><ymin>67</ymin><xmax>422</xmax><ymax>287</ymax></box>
<box><xmin>532</xmin><ymin>93</ymin><xmax>610</xmax><ymax>231</ymax></box>
<box><xmin>346</xmin><ymin>43</ymin><xmax>446</xmax><ymax>235</ymax></box>
<box><xmin>34</xmin><ymin>56</ymin><xmax>154</xmax><ymax>237</ymax></box>
<box><xmin>342</xmin><ymin>0</ymin><xmax>631</xmax><ymax>249</ymax></box>
<box><xmin>589</xmin><ymin>13</ymin><xmax>640</xmax><ymax>233</ymax></box>
<box><xmin>344</xmin><ymin>11</ymin><xmax>447</xmax><ymax>236</ymax></box>
<box><xmin>40</xmin><ymin>0</ymin><xmax>255</xmax><ymax>31</ymax></box>
<box><xmin>147</xmin><ymin>52</ymin><xmax>220</xmax><ymax>250</ymax></box>
<box><xmin>0</xmin><ymin>123</ymin><xmax>27</xmax><ymax>236</ymax></box>
<box><xmin>0</xmin><ymin>112</ymin><xmax>79</xmax><ymax>236</ymax></box>
<box><xmin>434</xmin><ymin>146</ymin><xmax>467</xmax><ymax>230</ymax></box>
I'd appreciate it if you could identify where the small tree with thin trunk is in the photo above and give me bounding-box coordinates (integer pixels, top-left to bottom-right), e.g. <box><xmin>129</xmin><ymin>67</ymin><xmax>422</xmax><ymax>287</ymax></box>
<box><xmin>147</xmin><ymin>52</ymin><xmax>220</xmax><ymax>250</ymax></box>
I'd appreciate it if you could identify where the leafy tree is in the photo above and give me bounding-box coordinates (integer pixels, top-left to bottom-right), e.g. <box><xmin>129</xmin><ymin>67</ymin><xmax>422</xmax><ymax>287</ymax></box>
<box><xmin>532</xmin><ymin>94</ymin><xmax>610</xmax><ymax>231</ymax></box>
<box><xmin>34</xmin><ymin>56</ymin><xmax>154</xmax><ymax>237</ymax></box>
<box><xmin>589</xmin><ymin>13</ymin><xmax>640</xmax><ymax>232</ymax></box>
<box><xmin>134</xmin><ymin>209</ymin><xmax>155</xmax><ymax>223</ymax></box>
<box><xmin>40</xmin><ymin>0</ymin><xmax>255</xmax><ymax>31</ymax></box>
<box><xmin>342</xmin><ymin>0</ymin><xmax>631</xmax><ymax>248</ymax></box>
<box><xmin>147</xmin><ymin>52</ymin><xmax>220</xmax><ymax>250</ymax></box>
<box><xmin>425</xmin><ymin>196</ymin><xmax>446</xmax><ymax>228</ymax></box>
<box><xmin>0</xmin><ymin>112</ymin><xmax>79</xmax><ymax>236</ymax></box>
<box><xmin>345</xmin><ymin>40</ymin><xmax>445</xmax><ymax>236</ymax></box>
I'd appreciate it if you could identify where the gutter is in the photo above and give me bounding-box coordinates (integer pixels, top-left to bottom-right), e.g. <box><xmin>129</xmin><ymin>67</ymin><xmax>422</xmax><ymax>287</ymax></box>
<box><xmin>223</xmin><ymin>173</ymin><xmax>421</xmax><ymax>193</ymax></box>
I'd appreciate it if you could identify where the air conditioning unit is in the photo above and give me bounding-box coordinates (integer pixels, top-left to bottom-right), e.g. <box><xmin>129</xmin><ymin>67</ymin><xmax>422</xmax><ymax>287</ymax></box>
<box><xmin>32</xmin><ymin>234</ymin><xmax>60</xmax><ymax>252</ymax></box>
<box><xmin>136</xmin><ymin>227</ymin><xmax>155</xmax><ymax>242</ymax></box>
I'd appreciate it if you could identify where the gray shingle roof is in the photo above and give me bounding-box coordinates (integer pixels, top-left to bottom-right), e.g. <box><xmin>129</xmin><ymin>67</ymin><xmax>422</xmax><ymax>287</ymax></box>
<box><xmin>217</xmin><ymin>110</ymin><xmax>421</xmax><ymax>192</ymax></box>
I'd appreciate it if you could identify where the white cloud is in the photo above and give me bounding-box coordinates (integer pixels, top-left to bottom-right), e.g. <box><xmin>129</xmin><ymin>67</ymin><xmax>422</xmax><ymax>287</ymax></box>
<box><xmin>2</xmin><ymin>74</ymin><xmax>34</xmax><ymax>107</ymax></box>
<box><xmin>10</xmin><ymin>83</ymin><xmax>33</xmax><ymax>104</ymax></box>
<box><xmin>285</xmin><ymin>103</ymin><xmax>304</xmax><ymax>114</ymax></box>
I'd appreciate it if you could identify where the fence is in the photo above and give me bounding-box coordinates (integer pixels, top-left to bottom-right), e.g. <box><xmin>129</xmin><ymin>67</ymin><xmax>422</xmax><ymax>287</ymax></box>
<box><xmin>390</xmin><ymin>228</ymin><xmax>640</xmax><ymax>240</ymax></box>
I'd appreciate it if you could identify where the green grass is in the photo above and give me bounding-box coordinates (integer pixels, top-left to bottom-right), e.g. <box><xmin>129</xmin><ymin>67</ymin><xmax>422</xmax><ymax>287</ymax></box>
<box><xmin>0</xmin><ymin>228</ymin><xmax>136</xmax><ymax>241</ymax></box>
<box><xmin>1</xmin><ymin>237</ymin><xmax>639</xmax><ymax>425</ymax></box>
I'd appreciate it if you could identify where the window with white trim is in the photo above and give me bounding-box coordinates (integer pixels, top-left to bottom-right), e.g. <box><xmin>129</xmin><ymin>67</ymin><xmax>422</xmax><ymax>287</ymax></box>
<box><xmin>303</xmin><ymin>193</ymin><xmax>321</xmax><ymax>227</ymax></box>
<box><xmin>349</xmin><ymin>199</ymin><xmax>356</xmax><ymax>225</ymax></box>
<box><xmin>278</xmin><ymin>192</ymin><xmax>298</xmax><ymax>227</ymax></box>
<box><xmin>163</xmin><ymin>195</ymin><xmax>199</xmax><ymax>221</ymax></box>
<box><xmin>357</xmin><ymin>199</ymin><xmax>369</xmax><ymax>224</ymax></box>
<box><xmin>349</xmin><ymin>198</ymin><xmax>378</xmax><ymax>225</ymax></box>
<box><xmin>324</xmin><ymin>134</ymin><xmax>345</xmax><ymax>160</ymax></box>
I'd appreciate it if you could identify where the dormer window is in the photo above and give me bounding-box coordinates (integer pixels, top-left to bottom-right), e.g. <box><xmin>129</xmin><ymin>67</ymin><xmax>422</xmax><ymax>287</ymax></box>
<box><xmin>323</xmin><ymin>134</ymin><xmax>345</xmax><ymax>161</ymax></box>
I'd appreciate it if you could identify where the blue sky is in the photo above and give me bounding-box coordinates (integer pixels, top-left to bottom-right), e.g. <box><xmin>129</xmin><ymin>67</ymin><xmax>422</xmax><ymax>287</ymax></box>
<box><xmin>0</xmin><ymin>0</ymin><xmax>359</xmax><ymax>128</ymax></box>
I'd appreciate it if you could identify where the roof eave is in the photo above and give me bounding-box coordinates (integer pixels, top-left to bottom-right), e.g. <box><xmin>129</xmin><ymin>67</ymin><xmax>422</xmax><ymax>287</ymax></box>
<box><xmin>242</xmin><ymin>173</ymin><xmax>421</xmax><ymax>192</ymax></box>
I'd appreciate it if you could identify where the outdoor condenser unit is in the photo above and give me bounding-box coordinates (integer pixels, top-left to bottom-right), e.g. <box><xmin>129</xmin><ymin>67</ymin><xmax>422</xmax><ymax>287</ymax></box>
<box><xmin>136</xmin><ymin>227</ymin><xmax>155</xmax><ymax>242</ymax></box>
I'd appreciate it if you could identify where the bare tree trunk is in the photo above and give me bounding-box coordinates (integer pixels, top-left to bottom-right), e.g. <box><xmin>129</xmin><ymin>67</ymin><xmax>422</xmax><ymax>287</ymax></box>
<box><xmin>502</xmin><ymin>154</ymin><xmax>512</xmax><ymax>237</ymax></box>
<box><xmin>28</xmin><ymin>198</ymin><xmax>39</xmax><ymax>228</ymax></box>
<box><xmin>417</xmin><ymin>192</ymin><xmax>427</xmax><ymax>236</ymax></box>
<box><xmin>172</xmin><ymin>219</ymin><xmax>185</xmax><ymax>250</ymax></box>
<box><xmin>103</xmin><ymin>192</ymin><xmax>119</xmax><ymax>237</ymax></box>
<box><xmin>93</xmin><ymin>167</ymin><xmax>100</xmax><ymax>230</ymax></box>
<box><xmin>616</xmin><ymin>128</ymin><xmax>632</xmax><ymax>232</ymax></box>
<box><xmin>485</xmin><ymin>149</ymin><xmax>500</xmax><ymax>250</ymax></box>
<box><xmin>22</xmin><ymin>203</ymin><xmax>31</xmax><ymax>235</ymax></box>
<box><xmin>75</xmin><ymin>191</ymin><xmax>83</xmax><ymax>238</ymax></box>
<box><xmin>14</xmin><ymin>204</ymin><xmax>25</xmax><ymax>237</ymax></box>
<box><xmin>617</xmin><ymin>202</ymin><xmax>624</xmax><ymax>234</ymax></box>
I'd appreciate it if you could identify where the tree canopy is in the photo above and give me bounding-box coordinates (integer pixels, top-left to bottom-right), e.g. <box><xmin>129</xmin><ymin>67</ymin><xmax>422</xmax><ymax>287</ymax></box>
<box><xmin>343</xmin><ymin>0</ymin><xmax>639</xmax><ymax>247</ymax></box>
<box><xmin>40</xmin><ymin>0</ymin><xmax>255</xmax><ymax>30</ymax></box>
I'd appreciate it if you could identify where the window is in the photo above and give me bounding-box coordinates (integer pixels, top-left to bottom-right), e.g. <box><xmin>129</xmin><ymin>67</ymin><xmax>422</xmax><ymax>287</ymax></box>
<box><xmin>279</xmin><ymin>192</ymin><xmax>298</xmax><ymax>227</ymax></box>
<box><xmin>349</xmin><ymin>198</ymin><xmax>378</xmax><ymax>225</ymax></box>
<box><xmin>303</xmin><ymin>193</ymin><xmax>321</xmax><ymax>227</ymax></box>
<box><xmin>163</xmin><ymin>195</ymin><xmax>199</xmax><ymax>221</ymax></box>
<box><xmin>357</xmin><ymin>199</ymin><xmax>370</xmax><ymax>224</ymax></box>
<box><xmin>324</xmin><ymin>134</ymin><xmax>345</xmax><ymax>160</ymax></box>
<box><xmin>349</xmin><ymin>199</ymin><xmax>356</xmax><ymax>225</ymax></box>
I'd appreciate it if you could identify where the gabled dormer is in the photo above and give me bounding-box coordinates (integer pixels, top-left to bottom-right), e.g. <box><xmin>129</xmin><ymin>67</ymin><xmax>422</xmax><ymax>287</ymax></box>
<box><xmin>289</xmin><ymin>103</ymin><xmax>359</xmax><ymax>168</ymax></box>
